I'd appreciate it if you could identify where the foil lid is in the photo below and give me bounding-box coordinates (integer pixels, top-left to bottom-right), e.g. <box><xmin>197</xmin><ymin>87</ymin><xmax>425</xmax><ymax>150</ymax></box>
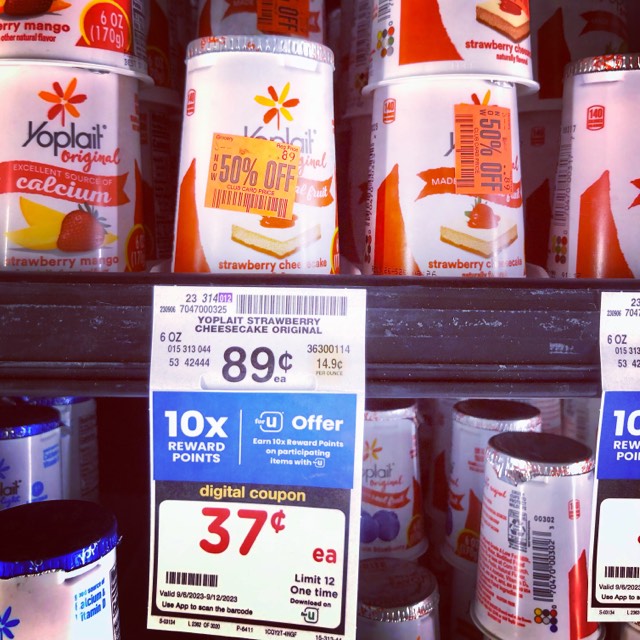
<box><xmin>566</xmin><ymin>53</ymin><xmax>640</xmax><ymax>78</ymax></box>
<box><xmin>0</xmin><ymin>405</ymin><xmax>61</xmax><ymax>440</ymax></box>
<box><xmin>365</xmin><ymin>398</ymin><xmax>417</xmax><ymax>423</ymax></box>
<box><xmin>357</xmin><ymin>558</ymin><xmax>439</xmax><ymax>623</ymax></box>
<box><xmin>0</xmin><ymin>501</ymin><xmax>119</xmax><ymax>579</ymax></box>
<box><xmin>187</xmin><ymin>35</ymin><xmax>334</xmax><ymax>67</ymax></box>
<box><xmin>16</xmin><ymin>396</ymin><xmax>92</xmax><ymax>407</ymax></box>
<box><xmin>486</xmin><ymin>432</ymin><xmax>594</xmax><ymax>486</ymax></box>
<box><xmin>453</xmin><ymin>399</ymin><xmax>541</xmax><ymax>433</ymax></box>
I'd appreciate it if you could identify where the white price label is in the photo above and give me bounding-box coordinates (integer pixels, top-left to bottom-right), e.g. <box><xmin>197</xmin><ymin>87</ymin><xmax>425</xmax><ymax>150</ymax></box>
<box><xmin>147</xmin><ymin>286</ymin><xmax>366</xmax><ymax>639</ymax></box>
<box><xmin>589</xmin><ymin>291</ymin><xmax>640</xmax><ymax>622</ymax></box>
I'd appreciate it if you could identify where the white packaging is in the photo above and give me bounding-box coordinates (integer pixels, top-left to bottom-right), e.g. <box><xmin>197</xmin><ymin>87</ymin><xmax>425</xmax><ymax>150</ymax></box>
<box><xmin>0</xmin><ymin>0</ymin><xmax>147</xmax><ymax>76</ymax></box>
<box><xmin>357</xmin><ymin>557</ymin><xmax>440</xmax><ymax>640</ymax></box>
<box><xmin>445</xmin><ymin>400</ymin><xmax>541</xmax><ymax>569</ymax></box>
<box><xmin>0</xmin><ymin>63</ymin><xmax>145</xmax><ymax>273</ymax></box>
<box><xmin>547</xmin><ymin>54</ymin><xmax>640</xmax><ymax>279</ymax></box>
<box><xmin>367</xmin><ymin>0</ymin><xmax>537</xmax><ymax>91</ymax></box>
<box><xmin>361</xmin><ymin>399</ymin><xmax>427</xmax><ymax>560</ymax></box>
<box><xmin>0</xmin><ymin>500</ymin><xmax>121</xmax><ymax>640</ymax></box>
<box><xmin>173</xmin><ymin>36</ymin><xmax>339</xmax><ymax>275</ymax></box>
<box><xmin>562</xmin><ymin>397</ymin><xmax>601</xmax><ymax>450</ymax></box>
<box><xmin>0</xmin><ymin>405</ymin><xmax>62</xmax><ymax>510</ymax></box>
<box><xmin>365</xmin><ymin>76</ymin><xmax>525</xmax><ymax>277</ymax></box>
<box><xmin>472</xmin><ymin>432</ymin><xmax>602</xmax><ymax>640</ymax></box>
<box><xmin>196</xmin><ymin>0</ymin><xmax>325</xmax><ymax>43</ymax></box>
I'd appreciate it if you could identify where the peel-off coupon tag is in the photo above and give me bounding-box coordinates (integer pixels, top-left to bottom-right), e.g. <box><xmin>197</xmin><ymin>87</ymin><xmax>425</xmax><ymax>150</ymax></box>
<box><xmin>147</xmin><ymin>285</ymin><xmax>366</xmax><ymax>639</ymax></box>
<box><xmin>589</xmin><ymin>291</ymin><xmax>640</xmax><ymax>622</ymax></box>
<box><xmin>454</xmin><ymin>101</ymin><xmax>513</xmax><ymax>196</ymax></box>
<box><xmin>205</xmin><ymin>134</ymin><xmax>300</xmax><ymax>220</ymax></box>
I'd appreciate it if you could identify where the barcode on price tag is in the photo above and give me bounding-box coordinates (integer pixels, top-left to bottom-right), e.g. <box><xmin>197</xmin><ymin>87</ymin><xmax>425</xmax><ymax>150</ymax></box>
<box><xmin>147</xmin><ymin>285</ymin><xmax>366</xmax><ymax>639</ymax></box>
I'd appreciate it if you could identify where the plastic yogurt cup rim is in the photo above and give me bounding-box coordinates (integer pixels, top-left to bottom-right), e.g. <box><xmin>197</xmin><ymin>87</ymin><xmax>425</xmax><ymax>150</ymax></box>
<box><xmin>566</xmin><ymin>53</ymin><xmax>640</xmax><ymax>78</ymax></box>
<box><xmin>186</xmin><ymin>35</ymin><xmax>334</xmax><ymax>68</ymax></box>
<box><xmin>363</xmin><ymin>74</ymin><xmax>539</xmax><ymax>95</ymax></box>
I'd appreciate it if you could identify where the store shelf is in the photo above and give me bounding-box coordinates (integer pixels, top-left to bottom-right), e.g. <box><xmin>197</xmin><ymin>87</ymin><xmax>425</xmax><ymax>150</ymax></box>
<box><xmin>1</xmin><ymin>272</ymin><xmax>638</xmax><ymax>398</ymax></box>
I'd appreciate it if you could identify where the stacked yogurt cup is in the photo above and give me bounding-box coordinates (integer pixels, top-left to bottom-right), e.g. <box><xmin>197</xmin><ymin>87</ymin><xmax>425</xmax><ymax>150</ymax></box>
<box><xmin>0</xmin><ymin>0</ymin><xmax>150</xmax><ymax>273</ymax></box>
<box><xmin>360</xmin><ymin>0</ymin><xmax>538</xmax><ymax>278</ymax></box>
<box><xmin>517</xmin><ymin>0</ymin><xmax>629</xmax><ymax>271</ymax></box>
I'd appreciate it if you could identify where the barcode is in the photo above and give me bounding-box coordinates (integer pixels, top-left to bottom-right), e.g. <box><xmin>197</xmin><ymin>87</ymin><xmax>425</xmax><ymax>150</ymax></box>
<box><xmin>258</xmin><ymin>0</ymin><xmax>274</xmax><ymax>24</ymax></box>
<box><xmin>532</xmin><ymin>531</ymin><xmax>556</xmax><ymax>602</ymax></box>
<box><xmin>550</xmin><ymin>141</ymin><xmax>572</xmax><ymax>227</ymax></box>
<box><xmin>165</xmin><ymin>571</ymin><xmax>219</xmax><ymax>588</ymax></box>
<box><xmin>209</xmin><ymin>188</ymin><xmax>288</xmax><ymax>218</ymax></box>
<box><xmin>237</xmin><ymin>294</ymin><xmax>348</xmax><ymax>316</ymax></box>
<box><xmin>605</xmin><ymin>565</ymin><xmax>640</xmax><ymax>579</ymax></box>
<box><xmin>507</xmin><ymin>508</ymin><xmax>527</xmax><ymax>552</ymax></box>
<box><xmin>354</xmin><ymin>0</ymin><xmax>371</xmax><ymax>67</ymax></box>
<box><xmin>377</xmin><ymin>0</ymin><xmax>392</xmax><ymax>23</ymax></box>
<box><xmin>455</xmin><ymin>114</ymin><xmax>475</xmax><ymax>189</ymax></box>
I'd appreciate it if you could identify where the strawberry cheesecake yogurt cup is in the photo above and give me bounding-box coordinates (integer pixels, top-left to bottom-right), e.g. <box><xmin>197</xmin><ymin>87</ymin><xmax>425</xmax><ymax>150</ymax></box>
<box><xmin>0</xmin><ymin>0</ymin><xmax>147</xmax><ymax>76</ymax></box>
<box><xmin>0</xmin><ymin>500</ymin><xmax>121</xmax><ymax>640</ymax></box>
<box><xmin>364</xmin><ymin>76</ymin><xmax>526</xmax><ymax>277</ymax></box>
<box><xmin>367</xmin><ymin>0</ymin><xmax>537</xmax><ymax>92</ymax></box>
<box><xmin>173</xmin><ymin>36</ymin><xmax>338</xmax><ymax>275</ymax></box>
<box><xmin>196</xmin><ymin>0</ymin><xmax>326</xmax><ymax>44</ymax></box>
<box><xmin>547</xmin><ymin>54</ymin><xmax>640</xmax><ymax>279</ymax></box>
<box><xmin>1</xmin><ymin>62</ymin><xmax>145</xmax><ymax>272</ymax></box>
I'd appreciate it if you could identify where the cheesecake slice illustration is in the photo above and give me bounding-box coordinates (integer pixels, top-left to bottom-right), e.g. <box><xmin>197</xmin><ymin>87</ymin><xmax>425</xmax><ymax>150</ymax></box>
<box><xmin>476</xmin><ymin>0</ymin><xmax>530</xmax><ymax>43</ymax></box>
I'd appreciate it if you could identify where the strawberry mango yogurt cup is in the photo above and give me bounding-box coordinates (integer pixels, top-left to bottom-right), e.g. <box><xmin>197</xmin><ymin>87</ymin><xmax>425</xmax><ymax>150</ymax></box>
<box><xmin>0</xmin><ymin>62</ymin><xmax>145</xmax><ymax>272</ymax></box>
<box><xmin>172</xmin><ymin>36</ymin><xmax>338</xmax><ymax>275</ymax></box>
<box><xmin>364</xmin><ymin>76</ymin><xmax>526</xmax><ymax>277</ymax></box>
<box><xmin>0</xmin><ymin>0</ymin><xmax>147</xmax><ymax>76</ymax></box>
<box><xmin>368</xmin><ymin>0</ymin><xmax>538</xmax><ymax>93</ymax></box>
<box><xmin>547</xmin><ymin>54</ymin><xmax>640</xmax><ymax>279</ymax></box>
<box><xmin>196</xmin><ymin>0</ymin><xmax>326</xmax><ymax>44</ymax></box>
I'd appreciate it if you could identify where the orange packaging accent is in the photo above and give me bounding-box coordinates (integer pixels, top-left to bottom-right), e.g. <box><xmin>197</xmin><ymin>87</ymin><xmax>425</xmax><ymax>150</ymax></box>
<box><xmin>547</xmin><ymin>55</ymin><xmax>639</xmax><ymax>279</ymax></box>
<box><xmin>536</xmin><ymin>8</ymin><xmax>571</xmax><ymax>101</ymax></box>
<box><xmin>257</xmin><ymin>0</ymin><xmax>310</xmax><ymax>37</ymax></box>
<box><xmin>569</xmin><ymin>551</ymin><xmax>600</xmax><ymax>640</ymax></box>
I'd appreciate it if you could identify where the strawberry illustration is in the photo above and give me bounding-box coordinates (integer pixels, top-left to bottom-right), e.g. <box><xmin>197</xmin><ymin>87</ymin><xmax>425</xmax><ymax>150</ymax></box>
<box><xmin>465</xmin><ymin>198</ymin><xmax>501</xmax><ymax>229</ymax></box>
<box><xmin>57</xmin><ymin>204</ymin><xmax>108</xmax><ymax>252</ymax></box>
<box><xmin>4</xmin><ymin>0</ymin><xmax>53</xmax><ymax>16</ymax></box>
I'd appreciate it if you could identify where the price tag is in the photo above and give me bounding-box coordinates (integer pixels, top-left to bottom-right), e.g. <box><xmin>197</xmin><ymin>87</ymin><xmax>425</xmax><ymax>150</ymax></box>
<box><xmin>589</xmin><ymin>291</ymin><xmax>640</xmax><ymax>622</ymax></box>
<box><xmin>147</xmin><ymin>286</ymin><xmax>366</xmax><ymax>639</ymax></box>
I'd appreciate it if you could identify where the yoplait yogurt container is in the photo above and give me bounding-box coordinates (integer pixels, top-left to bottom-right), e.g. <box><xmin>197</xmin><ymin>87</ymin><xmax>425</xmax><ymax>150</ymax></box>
<box><xmin>0</xmin><ymin>0</ymin><xmax>147</xmax><ymax>76</ymax></box>
<box><xmin>367</xmin><ymin>0</ymin><xmax>538</xmax><ymax>93</ymax></box>
<box><xmin>547</xmin><ymin>54</ymin><xmax>640</xmax><ymax>279</ymax></box>
<box><xmin>172</xmin><ymin>35</ymin><xmax>339</xmax><ymax>275</ymax></box>
<box><xmin>365</xmin><ymin>76</ymin><xmax>526</xmax><ymax>277</ymax></box>
<box><xmin>0</xmin><ymin>62</ymin><xmax>146</xmax><ymax>272</ymax></box>
<box><xmin>196</xmin><ymin>0</ymin><xmax>326</xmax><ymax>43</ymax></box>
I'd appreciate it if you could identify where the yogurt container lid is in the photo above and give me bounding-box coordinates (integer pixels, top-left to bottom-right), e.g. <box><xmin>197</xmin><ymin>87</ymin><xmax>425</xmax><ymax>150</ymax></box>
<box><xmin>186</xmin><ymin>35</ymin><xmax>334</xmax><ymax>68</ymax></box>
<box><xmin>365</xmin><ymin>398</ymin><xmax>417</xmax><ymax>420</ymax></box>
<box><xmin>0</xmin><ymin>405</ymin><xmax>61</xmax><ymax>439</ymax></box>
<box><xmin>357</xmin><ymin>558</ymin><xmax>439</xmax><ymax>623</ymax></box>
<box><xmin>566</xmin><ymin>53</ymin><xmax>640</xmax><ymax>78</ymax></box>
<box><xmin>453</xmin><ymin>399</ymin><xmax>541</xmax><ymax>431</ymax></box>
<box><xmin>0</xmin><ymin>500</ymin><xmax>118</xmax><ymax>578</ymax></box>
<box><xmin>486</xmin><ymin>432</ymin><xmax>594</xmax><ymax>486</ymax></box>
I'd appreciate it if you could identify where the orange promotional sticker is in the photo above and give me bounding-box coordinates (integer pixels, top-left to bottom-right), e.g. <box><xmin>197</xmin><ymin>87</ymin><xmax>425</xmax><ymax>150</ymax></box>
<box><xmin>454</xmin><ymin>101</ymin><xmax>513</xmax><ymax>197</ymax></box>
<box><xmin>256</xmin><ymin>0</ymin><xmax>310</xmax><ymax>37</ymax></box>
<box><xmin>205</xmin><ymin>133</ymin><xmax>299</xmax><ymax>220</ymax></box>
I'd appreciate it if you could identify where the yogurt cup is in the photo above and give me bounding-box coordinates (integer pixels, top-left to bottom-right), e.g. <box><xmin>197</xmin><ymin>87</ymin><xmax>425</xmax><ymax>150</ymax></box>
<box><xmin>0</xmin><ymin>62</ymin><xmax>145</xmax><ymax>272</ymax></box>
<box><xmin>547</xmin><ymin>54</ymin><xmax>640</xmax><ymax>279</ymax></box>
<box><xmin>196</xmin><ymin>0</ymin><xmax>326</xmax><ymax>43</ymax></box>
<box><xmin>367</xmin><ymin>0</ymin><xmax>537</xmax><ymax>92</ymax></box>
<box><xmin>0</xmin><ymin>404</ymin><xmax>62</xmax><ymax>510</ymax></box>
<box><xmin>365</xmin><ymin>75</ymin><xmax>525</xmax><ymax>277</ymax></box>
<box><xmin>361</xmin><ymin>399</ymin><xmax>428</xmax><ymax>560</ymax></box>
<box><xmin>445</xmin><ymin>399</ymin><xmax>541</xmax><ymax>569</ymax></box>
<box><xmin>520</xmin><ymin>0</ymin><xmax>629</xmax><ymax>110</ymax></box>
<box><xmin>173</xmin><ymin>36</ymin><xmax>339</xmax><ymax>275</ymax></box>
<box><xmin>0</xmin><ymin>0</ymin><xmax>147</xmax><ymax>76</ymax></box>
<box><xmin>0</xmin><ymin>499</ymin><xmax>121</xmax><ymax>640</ymax></box>
<box><xmin>562</xmin><ymin>397</ymin><xmax>602</xmax><ymax>450</ymax></box>
<box><xmin>621</xmin><ymin>623</ymin><xmax>640</xmax><ymax>639</ymax></box>
<box><xmin>471</xmin><ymin>432</ymin><xmax>602</xmax><ymax>640</ymax></box>
<box><xmin>357</xmin><ymin>557</ymin><xmax>440</xmax><ymax>640</ymax></box>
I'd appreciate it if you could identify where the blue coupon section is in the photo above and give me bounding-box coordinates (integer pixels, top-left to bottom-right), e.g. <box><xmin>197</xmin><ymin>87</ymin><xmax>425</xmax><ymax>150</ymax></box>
<box><xmin>152</xmin><ymin>391</ymin><xmax>357</xmax><ymax>489</ymax></box>
<box><xmin>596</xmin><ymin>391</ymin><xmax>640</xmax><ymax>480</ymax></box>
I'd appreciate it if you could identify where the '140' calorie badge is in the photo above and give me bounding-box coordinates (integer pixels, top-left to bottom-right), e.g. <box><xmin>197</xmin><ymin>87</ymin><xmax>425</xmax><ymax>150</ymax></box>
<box><xmin>147</xmin><ymin>285</ymin><xmax>367</xmax><ymax>639</ymax></box>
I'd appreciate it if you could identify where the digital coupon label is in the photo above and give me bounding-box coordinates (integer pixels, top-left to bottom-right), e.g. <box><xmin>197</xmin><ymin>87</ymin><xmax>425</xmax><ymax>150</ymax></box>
<box><xmin>147</xmin><ymin>286</ymin><xmax>366</xmax><ymax>639</ymax></box>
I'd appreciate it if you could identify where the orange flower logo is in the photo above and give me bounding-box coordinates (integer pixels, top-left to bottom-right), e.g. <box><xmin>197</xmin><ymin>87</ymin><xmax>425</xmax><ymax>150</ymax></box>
<box><xmin>254</xmin><ymin>82</ymin><xmax>299</xmax><ymax>130</ymax></box>
<box><xmin>38</xmin><ymin>78</ymin><xmax>87</xmax><ymax>126</ymax></box>
<box><xmin>363</xmin><ymin>438</ymin><xmax>382</xmax><ymax>461</ymax></box>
